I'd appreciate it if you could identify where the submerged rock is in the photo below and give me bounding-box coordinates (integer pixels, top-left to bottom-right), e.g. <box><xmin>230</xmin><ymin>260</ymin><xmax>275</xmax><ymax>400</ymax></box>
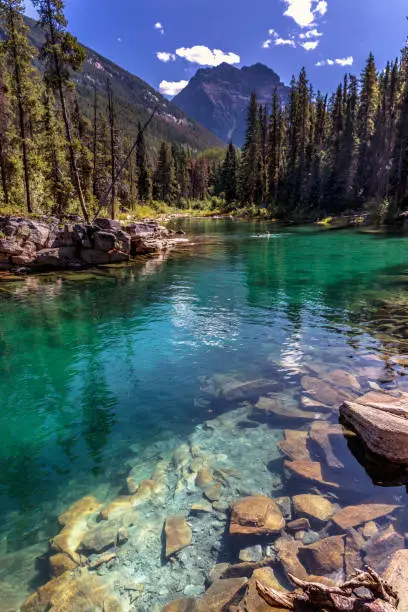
<box><xmin>301</xmin><ymin>376</ymin><xmax>351</xmax><ymax>407</ymax></box>
<box><xmin>363</xmin><ymin>525</ymin><xmax>405</xmax><ymax>572</ymax></box>
<box><xmin>299</xmin><ymin>535</ymin><xmax>345</xmax><ymax>576</ymax></box>
<box><xmin>309</xmin><ymin>422</ymin><xmax>345</xmax><ymax>470</ymax></box>
<box><xmin>332</xmin><ymin>502</ymin><xmax>402</xmax><ymax>530</ymax></box>
<box><xmin>165</xmin><ymin>516</ymin><xmax>192</xmax><ymax>558</ymax></box>
<box><xmin>51</xmin><ymin>496</ymin><xmax>102</xmax><ymax>563</ymax></box>
<box><xmin>292</xmin><ymin>494</ymin><xmax>334</xmax><ymax>523</ymax></box>
<box><xmin>243</xmin><ymin>566</ymin><xmax>286</xmax><ymax>612</ymax></box>
<box><xmin>277</xmin><ymin>430</ymin><xmax>310</xmax><ymax>461</ymax></box>
<box><xmin>284</xmin><ymin>460</ymin><xmax>340</xmax><ymax>489</ymax></box>
<box><xmin>195</xmin><ymin>577</ymin><xmax>247</xmax><ymax>612</ymax></box>
<box><xmin>239</xmin><ymin>545</ymin><xmax>263</xmax><ymax>563</ymax></box>
<box><xmin>230</xmin><ymin>496</ymin><xmax>285</xmax><ymax>536</ymax></box>
<box><xmin>275</xmin><ymin>537</ymin><xmax>308</xmax><ymax>580</ymax></box>
<box><xmin>383</xmin><ymin>549</ymin><xmax>408</xmax><ymax>612</ymax></box>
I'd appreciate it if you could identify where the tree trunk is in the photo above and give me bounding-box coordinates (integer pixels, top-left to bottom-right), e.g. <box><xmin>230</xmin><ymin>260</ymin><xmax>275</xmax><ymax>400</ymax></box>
<box><xmin>0</xmin><ymin>67</ymin><xmax>9</xmax><ymax>205</ymax></box>
<box><xmin>9</xmin><ymin>6</ymin><xmax>32</xmax><ymax>213</ymax></box>
<box><xmin>45</xmin><ymin>0</ymin><xmax>89</xmax><ymax>223</ymax></box>
<box><xmin>106</xmin><ymin>78</ymin><xmax>116</xmax><ymax>220</ymax></box>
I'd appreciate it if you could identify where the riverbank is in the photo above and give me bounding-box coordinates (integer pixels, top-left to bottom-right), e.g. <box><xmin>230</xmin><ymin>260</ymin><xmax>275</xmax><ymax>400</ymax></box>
<box><xmin>0</xmin><ymin>216</ymin><xmax>190</xmax><ymax>275</ymax></box>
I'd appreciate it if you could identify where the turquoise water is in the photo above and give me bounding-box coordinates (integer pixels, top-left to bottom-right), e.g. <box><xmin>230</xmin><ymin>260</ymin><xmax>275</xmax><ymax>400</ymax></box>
<box><xmin>2</xmin><ymin>220</ymin><xmax>408</xmax><ymax>607</ymax></box>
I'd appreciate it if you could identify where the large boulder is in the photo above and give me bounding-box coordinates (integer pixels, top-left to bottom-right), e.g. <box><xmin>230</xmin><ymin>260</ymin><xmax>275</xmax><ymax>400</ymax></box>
<box><xmin>93</xmin><ymin>231</ymin><xmax>116</xmax><ymax>252</ymax></box>
<box><xmin>340</xmin><ymin>392</ymin><xmax>408</xmax><ymax>463</ymax></box>
<box><xmin>33</xmin><ymin>247</ymin><xmax>78</xmax><ymax>269</ymax></box>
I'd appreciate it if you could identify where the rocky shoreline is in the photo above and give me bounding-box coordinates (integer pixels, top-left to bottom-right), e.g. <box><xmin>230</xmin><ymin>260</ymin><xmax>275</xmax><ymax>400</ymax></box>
<box><xmin>0</xmin><ymin>216</ymin><xmax>188</xmax><ymax>273</ymax></box>
<box><xmin>16</xmin><ymin>362</ymin><xmax>408</xmax><ymax>612</ymax></box>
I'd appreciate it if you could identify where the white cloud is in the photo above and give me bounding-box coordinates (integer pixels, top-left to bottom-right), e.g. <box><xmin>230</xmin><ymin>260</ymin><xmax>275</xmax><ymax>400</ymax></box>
<box><xmin>283</xmin><ymin>0</ymin><xmax>315</xmax><ymax>28</ymax></box>
<box><xmin>335</xmin><ymin>56</ymin><xmax>354</xmax><ymax>66</ymax></box>
<box><xmin>156</xmin><ymin>51</ymin><xmax>176</xmax><ymax>62</ymax></box>
<box><xmin>315</xmin><ymin>0</ymin><xmax>328</xmax><ymax>16</ymax></box>
<box><xmin>301</xmin><ymin>40</ymin><xmax>319</xmax><ymax>50</ymax></box>
<box><xmin>155</xmin><ymin>22</ymin><xmax>164</xmax><ymax>34</ymax></box>
<box><xmin>268</xmin><ymin>28</ymin><xmax>279</xmax><ymax>37</ymax></box>
<box><xmin>282</xmin><ymin>0</ymin><xmax>328</xmax><ymax>28</ymax></box>
<box><xmin>316</xmin><ymin>56</ymin><xmax>353</xmax><ymax>67</ymax></box>
<box><xmin>175</xmin><ymin>46</ymin><xmax>240</xmax><ymax>66</ymax></box>
<box><xmin>275</xmin><ymin>37</ymin><xmax>297</xmax><ymax>47</ymax></box>
<box><xmin>159</xmin><ymin>80</ymin><xmax>189</xmax><ymax>96</ymax></box>
<box><xmin>117</xmin><ymin>37</ymin><xmax>123</xmax><ymax>43</ymax></box>
<box><xmin>262</xmin><ymin>39</ymin><xmax>272</xmax><ymax>49</ymax></box>
<box><xmin>299</xmin><ymin>28</ymin><xmax>322</xmax><ymax>39</ymax></box>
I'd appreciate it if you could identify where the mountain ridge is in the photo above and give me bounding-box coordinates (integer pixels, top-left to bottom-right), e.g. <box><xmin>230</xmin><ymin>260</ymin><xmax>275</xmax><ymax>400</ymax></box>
<box><xmin>21</xmin><ymin>16</ymin><xmax>223</xmax><ymax>152</ymax></box>
<box><xmin>173</xmin><ymin>62</ymin><xmax>290</xmax><ymax>146</ymax></box>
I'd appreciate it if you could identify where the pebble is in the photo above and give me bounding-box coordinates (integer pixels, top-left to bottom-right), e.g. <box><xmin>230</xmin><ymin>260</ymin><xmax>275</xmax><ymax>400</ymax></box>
<box><xmin>303</xmin><ymin>530</ymin><xmax>320</xmax><ymax>545</ymax></box>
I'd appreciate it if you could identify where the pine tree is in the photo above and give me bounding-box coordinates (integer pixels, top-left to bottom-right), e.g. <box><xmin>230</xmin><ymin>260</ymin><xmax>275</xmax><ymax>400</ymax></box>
<box><xmin>239</xmin><ymin>92</ymin><xmax>259</xmax><ymax>204</ymax></box>
<box><xmin>221</xmin><ymin>141</ymin><xmax>238</xmax><ymax>205</ymax></box>
<box><xmin>355</xmin><ymin>53</ymin><xmax>379</xmax><ymax>199</ymax></box>
<box><xmin>32</xmin><ymin>0</ymin><xmax>89</xmax><ymax>221</ymax></box>
<box><xmin>135</xmin><ymin>121</ymin><xmax>151</xmax><ymax>202</ymax></box>
<box><xmin>154</xmin><ymin>141</ymin><xmax>175</xmax><ymax>202</ymax></box>
<box><xmin>106</xmin><ymin>78</ymin><xmax>117</xmax><ymax>219</ymax></box>
<box><xmin>0</xmin><ymin>0</ymin><xmax>39</xmax><ymax>212</ymax></box>
<box><xmin>390</xmin><ymin>47</ymin><xmax>408</xmax><ymax>211</ymax></box>
<box><xmin>0</xmin><ymin>44</ymin><xmax>11</xmax><ymax>205</ymax></box>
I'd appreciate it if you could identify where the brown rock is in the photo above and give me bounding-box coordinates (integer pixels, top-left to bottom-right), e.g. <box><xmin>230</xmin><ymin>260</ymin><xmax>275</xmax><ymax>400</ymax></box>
<box><xmin>195</xmin><ymin>578</ymin><xmax>247</xmax><ymax>612</ymax></box>
<box><xmin>325</xmin><ymin>369</ymin><xmax>360</xmax><ymax>390</ymax></box>
<box><xmin>204</xmin><ymin>483</ymin><xmax>221</xmax><ymax>502</ymax></box>
<box><xmin>287</xmin><ymin>518</ymin><xmax>311</xmax><ymax>532</ymax></box>
<box><xmin>284</xmin><ymin>460</ymin><xmax>340</xmax><ymax>489</ymax></box>
<box><xmin>310</xmin><ymin>422</ymin><xmax>345</xmax><ymax>470</ymax></box>
<box><xmin>363</xmin><ymin>525</ymin><xmax>405</xmax><ymax>572</ymax></box>
<box><xmin>196</xmin><ymin>467</ymin><xmax>214</xmax><ymax>488</ymax></box>
<box><xmin>244</xmin><ymin>567</ymin><xmax>286</xmax><ymax>612</ymax></box>
<box><xmin>165</xmin><ymin>516</ymin><xmax>192</xmax><ymax>558</ymax></box>
<box><xmin>300</xmin><ymin>395</ymin><xmax>332</xmax><ymax>412</ymax></box>
<box><xmin>293</xmin><ymin>494</ymin><xmax>334</xmax><ymax>523</ymax></box>
<box><xmin>340</xmin><ymin>399</ymin><xmax>408</xmax><ymax>463</ymax></box>
<box><xmin>362</xmin><ymin>521</ymin><xmax>379</xmax><ymax>539</ymax></box>
<box><xmin>79</xmin><ymin>521</ymin><xmax>118</xmax><ymax>554</ymax></box>
<box><xmin>383</xmin><ymin>550</ymin><xmax>408</xmax><ymax>612</ymax></box>
<box><xmin>332</xmin><ymin>503</ymin><xmax>401</xmax><ymax>530</ymax></box>
<box><xmin>278</xmin><ymin>430</ymin><xmax>310</xmax><ymax>461</ymax></box>
<box><xmin>230</xmin><ymin>496</ymin><xmax>285</xmax><ymax>536</ymax></box>
<box><xmin>256</xmin><ymin>396</ymin><xmax>327</xmax><ymax>421</ymax></box>
<box><xmin>49</xmin><ymin>553</ymin><xmax>78</xmax><ymax>577</ymax></box>
<box><xmin>344</xmin><ymin>534</ymin><xmax>363</xmax><ymax>579</ymax></box>
<box><xmin>275</xmin><ymin>537</ymin><xmax>308</xmax><ymax>580</ymax></box>
<box><xmin>356</xmin><ymin>390</ymin><xmax>408</xmax><ymax>418</ymax></box>
<box><xmin>52</xmin><ymin>496</ymin><xmax>102</xmax><ymax>562</ymax></box>
<box><xmin>301</xmin><ymin>376</ymin><xmax>351</xmax><ymax>406</ymax></box>
<box><xmin>299</xmin><ymin>535</ymin><xmax>345</xmax><ymax>575</ymax></box>
<box><xmin>222</xmin><ymin>380</ymin><xmax>279</xmax><ymax>402</ymax></box>
<box><xmin>162</xmin><ymin>600</ymin><xmax>197</xmax><ymax>612</ymax></box>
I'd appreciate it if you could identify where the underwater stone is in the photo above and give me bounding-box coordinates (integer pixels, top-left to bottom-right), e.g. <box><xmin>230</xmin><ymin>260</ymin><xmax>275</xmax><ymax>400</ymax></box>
<box><xmin>80</xmin><ymin>521</ymin><xmax>118</xmax><ymax>554</ymax></box>
<box><xmin>204</xmin><ymin>484</ymin><xmax>221</xmax><ymax>502</ymax></box>
<box><xmin>275</xmin><ymin>497</ymin><xmax>292</xmax><ymax>521</ymax></box>
<box><xmin>278</xmin><ymin>430</ymin><xmax>310</xmax><ymax>461</ymax></box>
<box><xmin>362</xmin><ymin>521</ymin><xmax>379</xmax><ymax>539</ymax></box>
<box><xmin>49</xmin><ymin>552</ymin><xmax>78</xmax><ymax>577</ymax></box>
<box><xmin>255</xmin><ymin>396</ymin><xmax>322</xmax><ymax>421</ymax></box>
<box><xmin>287</xmin><ymin>518</ymin><xmax>311</xmax><ymax>532</ymax></box>
<box><xmin>293</xmin><ymin>494</ymin><xmax>334</xmax><ymax>523</ymax></box>
<box><xmin>52</xmin><ymin>496</ymin><xmax>102</xmax><ymax>563</ymax></box>
<box><xmin>238</xmin><ymin>545</ymin><xmax>263</xmax><ymax>563</ymax></box>
<box><xmin>275</xmin><ymin>537</ymin><xmax>308</xmax><ymax>581</ymax></box>
<box><xmin>230</xmin><ymin>496</ymin><xmax>285</xmax><ymax>536</ymax></box>
<box><xmin>301</xmin><ymin>376</ymin><xmax>351</xmax><ymax>407</ymax></box>
<box><xmin>332</xmin><ymin>503</ymin><xmax>402</xmax><ymax>530</ymax></box>
<box><xmin>302</xmin><ymin>531</ymin><xmax>320</xmax><ymax>545</ymax></box>
<box><xmin>284</xmin><ymin>460</ymin><xmax>340</xmax><ymax>490</ymax></box>
<box><xmin>299</xmin><ymin>535</ymin><xmax>345</xmax><ymax>576</ymax></box>
<box><xmin>162</xmin><ymin>598</ymin><xmax>197</xmax><ymax>612</ymax></box>
<box><xmin>363</xmin><ymin>525</ymin><xmax>405</xmax><ymax>573</ymax></box>
<box><xmin>195</xmin><ymin>577</ymin><xmax>247</xmax><ymax>611</ymax></box>
<box><xmin>243</xmin><ymin>566</ymin><xmax>286</xmax><ymax>612</ymax></box>
<box><xmin>309</xmin><ymin>422</ymin><xmax>345</xmax><ymax>470</ymax></box>
<box><xmin>195</xmin><ymin>467</ymin><xmax>214</xmax><ymax>489</ymax></box>
<box><xmin>301</xmin><ymin>395</ymin><xmax>332</xmax><ymax>412</ymax></box>
<box><xmin>383</xmin><ymin>549</ymin><xmax>408</xmax><ymax>612</ymax></box>
<box><xmin>165</xmin><ymin>517</ymin><xmax>192</xmax><ymax>558</ymax></box>
<box><xmin>324</xmin><ymin>369</ymin><xmax>361</xmax><ymax>390</ymax></box>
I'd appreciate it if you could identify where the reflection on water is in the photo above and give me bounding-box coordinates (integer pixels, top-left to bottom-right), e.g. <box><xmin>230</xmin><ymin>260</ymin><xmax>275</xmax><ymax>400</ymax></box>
<box><xmin>1</xmin><ymin>221</ymin><xmax>408</xmax><ymax>607</ymax></box>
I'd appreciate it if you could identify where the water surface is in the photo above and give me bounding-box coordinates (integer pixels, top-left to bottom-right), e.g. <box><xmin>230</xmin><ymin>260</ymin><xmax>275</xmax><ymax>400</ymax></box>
<box><xmin>1</xmin><ymin>220</ymin><xmax>408</xmax><ymax>607</ymax></box>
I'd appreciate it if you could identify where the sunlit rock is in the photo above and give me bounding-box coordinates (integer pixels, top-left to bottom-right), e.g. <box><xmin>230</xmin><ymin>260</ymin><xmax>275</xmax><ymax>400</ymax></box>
<box><xmin>195</xmin><ymin>577</ymin><xmax>247</xmax><ymax>611</ymax></box>
<box><xmin>79</xmin><ymin>521</ymin><xmax>119</xmax><ymax>554</ymax></box>
<box><xmin>278</xmin><ymin>430</ymin><xmax>310</xmax><ymax>461</ymax></box>
<box><xmin>284</xmin><ymin>460</ymin><xmax>340</xmax><ymax>489</ymax></box>
<box><xmin>293</xmin><ymin>494</ymin><xmax>334</xmax><ymax>523</ymax></box>
<box><xmin>230</xmin><ymin>496</ymin><xmax>285</xmax><ymax>536</ymax></box>
<box><xmin>52</xmin><ymin>496</ymin><xmax>102</xmax><ymax>562</ymax></box>
<box><xmin>49</xmin><ymin>552</ymin><xmax>78</xmax><ymax>577</ymax></box>
<box><xmin>243</xmin><ymin>566</ymin><xmax>286</xmax><ymax>612</ymax></box>
<box><xmin>275</xmin><ymin>537</ymin><xmax>308</xmax><ymax>580</ymax></box>
<box><xmin>383</xmin><ymin>550</ymin><xmax>408</xmax><ymax>612</ymax></box>
<box><xmin>204</xmin><ymin>483</ymin><xmax>221</xmax><ymax>502</ymax></box>
<box><xmin>164</xmin><ymin>516</ymin><xmax>192</xmax><ymax>558</ymax></box>
<box><xmin>195</xmin><ymin>467</ymin><xmax>214</xmax><ymax>488</ymax></box>
<box><xmin>332</xmin><ymin>503</ymin><xmax>402</xmax><ymax>530</ymax></box>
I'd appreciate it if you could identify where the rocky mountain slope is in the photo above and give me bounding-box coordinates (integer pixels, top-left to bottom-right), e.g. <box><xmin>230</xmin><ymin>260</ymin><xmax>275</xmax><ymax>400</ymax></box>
<box><xmin>21</xmin><ymin>17</ymin><xmax>222</xmax><ymax>151</ymax></box>
<box><xmin>173</xmin><ymin>62</ymin><xmax>290</xmax><ymax>146</ymax></box>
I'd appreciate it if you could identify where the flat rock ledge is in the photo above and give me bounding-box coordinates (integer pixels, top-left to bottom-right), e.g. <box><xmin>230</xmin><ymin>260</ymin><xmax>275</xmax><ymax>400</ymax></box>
<box><xmin>0</xmin><ymin>216</ymin><xmax>188</xmax><ymax>272</ymax></box>
<box><xmin>340</xmin><ymin>390</ymin><xmax>408</xmax><ymax>463</ymax></box>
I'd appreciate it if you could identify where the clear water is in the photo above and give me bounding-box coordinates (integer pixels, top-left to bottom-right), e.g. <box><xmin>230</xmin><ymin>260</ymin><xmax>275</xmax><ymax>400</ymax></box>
<box><xmin>1</xmin><ymin>220</ymin><xmax>408</xmax><ymax>608</ymax></box>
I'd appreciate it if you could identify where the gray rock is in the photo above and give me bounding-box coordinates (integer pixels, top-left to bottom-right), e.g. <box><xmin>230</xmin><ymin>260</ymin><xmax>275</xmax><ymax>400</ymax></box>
<box><xmin>94</xmin><ymin>218</ymin><xmax>122</xmax><ymax>231</ymax></box>
<box><xmin>239</xmin><ymin>544</ymin><xmax>263</xmax><ymax>563</ymax></box>
<box><xmin>275</xmin><ymin>497</ymin><xmax>292</xmax><ymax>521</ymax></box>
<box><xmin>94</xmin><ymin>231</ymin><xmax>116</xmax><ymax>252</ymax></box>
<box><xmin>303</xmin><ymin>530</ymin><xmax>320</xmax><ymax>545</ymax></box>
<box><xmin>80</xmin><ymin>521</ymin><xmax>118</xmax><ymax>553</ymax></box>
<box><xmin>33</xmin><ymin>247</ymin><xmax>78</xmax><ymax>268</ymax></box>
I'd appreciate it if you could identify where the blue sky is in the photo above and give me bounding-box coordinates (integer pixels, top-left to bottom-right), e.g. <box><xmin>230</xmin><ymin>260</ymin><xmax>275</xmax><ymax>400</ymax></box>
<box><xmin>26</xmin><ymin>0</ymin><xmax>407</xmax><ymax>97</ymax></box>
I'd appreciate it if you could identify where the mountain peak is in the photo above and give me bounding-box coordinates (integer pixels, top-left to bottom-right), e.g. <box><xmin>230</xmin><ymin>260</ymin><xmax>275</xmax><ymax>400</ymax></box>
<box><xmin>173</xmin><ymin>63</ymin><xmax>289</xmax><ymax>146</ymax></box>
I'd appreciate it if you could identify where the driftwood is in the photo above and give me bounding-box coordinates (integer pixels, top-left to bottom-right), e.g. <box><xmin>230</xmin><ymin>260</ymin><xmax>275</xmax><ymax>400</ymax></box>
<box><xmin>256</xmin><ymin>568</ymin><xmax>399</xmax><ymax>612</ymax></box>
